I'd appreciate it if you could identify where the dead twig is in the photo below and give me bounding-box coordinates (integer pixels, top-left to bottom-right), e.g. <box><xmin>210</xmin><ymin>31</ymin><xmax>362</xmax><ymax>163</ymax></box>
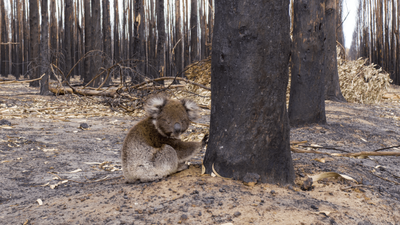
<box><xmin>374</xmin><ymin>145</ymin><xmax>400</xmax><ymax>152</ymax></box>
<box><xmin>370</xmin><ymin>172</ymin><xmax>400</xmax><ymax>185</ymax></box>
<box><xmin>290</xmin><ymin>140</ymin><xmax>308</xmax><ymax>145</ymax></box>
<box><xmin>191</xmin><ymin>121</ymin><xmax>210</xmax><ymax>127</ymax></box>
<box><xmin>49</xmin><ymin>172</ymin><xmax>123</xmax><ymax>184</ymax></box>
<box><xmin>290</xmin><ymin>147</ymin><xmax>330</xmax><ymax>155</ymax></box>
<box><xmin>298</xmin><ymin>144</ymin><xmax>349</xmax><ymax>153</ymax></box>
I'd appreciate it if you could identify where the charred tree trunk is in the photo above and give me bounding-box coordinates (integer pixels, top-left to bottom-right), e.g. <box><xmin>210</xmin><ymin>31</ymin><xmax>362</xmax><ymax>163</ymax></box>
<box><xmin>156</xmin><ymin>0</ymin><xmax>165</xmax><ymax>84</ymax></box>
<box><xmin>289</xmin><ymin>0</ymin><xmax>326</xmax><ymax>126</ymax></box>
<box><xmin>14</xmin><ymin>0</ymin><xmax>21</xmax><ymax>78</ymax></box>
<box><xmin>176</xmin><ymin>0</ymin><xmax>183</xmax><ymax>75</ymax></box>
<box><xmin>114</xmin><ymin>0</ymin><xmax>119</xmax><ymax>64</ymax></box>
<box><xmin>29</xmin><ymin>0</ymin><xmax>40</xmax><ymax>86</ymax></box>
<box><xmin>10</xmin><ymin>0</ymin><xmax>14</xmax><ymax>76</ymax></box>
<box><xmin>103</xmin><ymin>0</ymin><xmax>112</xmax><ymax>85</ymax></box>
<box><xmin>190</xmin><ymin>0</ymin><xmax>198</xmax><ymax>63</ymax></box>
<box><xmin>20</xmin><ymin>0</ymin><xmax>26</xmax><ymax>77</ymax></box>
<box><xmin>40</xmin><ymin>0</ymin><xmax>50</xmax><ymax>95</ymax></box>
<box><xmin>90</xmin><ymin>0</ymin><xmax>102</xmax><ymax>87</ymax></box>
<box><xmin>64</xmin><ymin>0</ymin><xmax>73</xmax><ymax>81</ymax></box>
<box><xmin>335</xmin><ymin>0</ymin><xmax>344</xmax><ymax>46</ymax></box>
<box><xmin>132</xmin><ymin>0</ymin><xmax>145</xmax><ymax>82</ymax></box>
<box><xmin>83</xmin><ymin>0</ymin><xmax>92</xmax><ymax>84</ymax></box>
<box><xmin>324</xmin><ymin>0</ymin><xmax>345</xmax><ymax>102</ymax></box>
<box><xmin>50</xmin><ymin>0</ymin><xmax>57</xmax><ymax>66</ymax></box>
<box><xmin>203</xmin><ymin>0</ymin><xmax>295</xmax><ymax>184</ymax></box>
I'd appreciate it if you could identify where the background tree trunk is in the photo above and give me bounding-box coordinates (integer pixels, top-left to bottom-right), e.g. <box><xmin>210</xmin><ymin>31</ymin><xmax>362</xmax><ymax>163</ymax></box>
<box><xmin>64</xmin><ymin>0</ymin><xmax>73</xmax><ymax>81</ymax></box>
<box><xmin>29</xmin><ymin>0</ymin><xmax>40</xmax><ymax>86</ymax></box>
<box><xmin>203</xmin><ymin>0</ymin><xmax>295</xmax><ymax>185</ymax></box>
<box><xmin>324</xmin><ymin>0</ymin><xmax>345</xmax><ymax>102</ymax></box>
<box><xmin>190</xmin><ymin>0</ymin><xmax>198</xmax><ymax>64</ymax></box>
<box><xmin>50</xmin><ymin>0</ymin><xmax>57</xmax><ymax>66</ymax></box>
<box><xmin>335</xmin><ymin>0</ymin><xmax>344</xmax><ymax>46</ymax></box>
<box><xmin>14</xmin><ymin>0</ymin><xmax>21</xmax><ymax>78</ymax></box>
<box><xmin>83</xmin><ymin>0</ymin><xmax>91</xmax><ymax>84</ymax></box>
<box><xmin>114</xmin><ymin>0</ymin><xmax>119</xmax><ymax>65</ymax></box>
<box><xmin>289</xmin><ymin>0</ymin><xmax>326</xmax><ymax>126</ymax></box>
<box><xmin>90</xmin><ymin>0</ymin><xmax>102</xmax><ymax>87</ymax></box>
<box><xmin>132</xmin><ymin>0</ymin><xmax>145</xmax><ymax>83</ymax></box>
<box><xmin>156</xmin><ymin>0</ymin><xmax>165</xmax><ymax>85</ymax></box>
<box><xmin>102</xmin><ymin>0</ymin><xmax>112</xmax><ymax>85</ymax></box>
<box><xmin>40</xmin><ymin>0</ymin><xmax>50</xmax><ymax>95</ymax></box>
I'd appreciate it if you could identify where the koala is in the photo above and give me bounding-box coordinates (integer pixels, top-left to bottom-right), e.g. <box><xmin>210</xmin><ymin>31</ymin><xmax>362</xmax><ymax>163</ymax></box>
<box><xmin>121</xmin><ymin>95</ymin><xmax>208</xmax><ymax>183</ymax></box>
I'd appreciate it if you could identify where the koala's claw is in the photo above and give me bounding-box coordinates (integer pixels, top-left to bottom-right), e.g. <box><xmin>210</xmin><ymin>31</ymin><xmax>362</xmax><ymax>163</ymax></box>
<box><xmin>202</xmin><ymin>134</ymin><xmax>209</xmax><ymax>147</ymax></box>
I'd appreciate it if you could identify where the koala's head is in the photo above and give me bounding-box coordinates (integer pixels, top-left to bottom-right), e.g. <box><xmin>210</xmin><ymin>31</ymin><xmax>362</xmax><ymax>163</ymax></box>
<box><xmin>145</xmin><ymin>96</ymin><xmax>200</xmax><ymax>139</ymax></box>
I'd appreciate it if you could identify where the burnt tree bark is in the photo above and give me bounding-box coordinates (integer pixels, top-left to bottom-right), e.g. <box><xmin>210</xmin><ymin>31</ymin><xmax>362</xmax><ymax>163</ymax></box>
<box><xmin>64</xmin><ymin>0</ymin><xmax>73</xmax><ymax>81</ymax></box>
<box><xmin>289</xmin><ymin>0</ymin><xmax>326</xmax><ymax>126</ymax></box>
<box><xmin>203</xmin><ymin>0</ymin><xmax>295</xmax><ymax>184</ymax></box>
<box><xmin>83</xmin><ymin>0</ymin><xmax>91</xmax><ymax>84</ymax></box>
<box><xmin>90</xmin><ymin>0</ymin><xmax>102</xmax><ymax>86</ymax></box>
<box><xmin>324</xmin><ymin>0</ymin><xmax>345</xmax><ymax>102</ymax></box>
<box><xmin>14</xmin><ymin>0</ymin><xmax>21</xmax><ymax>78</ymax></box>
<box><xmin>114</xmin><ymin>0</ymin><xmax>119</xmax><ymax>63</ymax></box>
<box><xmin>40</xmin><ymin>0</ymin><xmax>50</xmax><ymax>95</ymax></box>
<box><xmin>102</xmin><ymin>0</ymin><xmax>112</xmax><ymax>85</ymax></box>
<box><xmin>132</xmin><ymin>0</ymin><xmax>145</xmax><ymax>83</ymax></box>
<box><xmin>50</xmin><ymin>0</ymin><xmax>57</xmax><ymax>65</ymax></box>
<box><xmin>29</xmin><ymin>0</ymin><xmax>40</xmax><ymax>86</ymax></box>
<box><xmin>190</xmin><ymin>0</ymin><xmax>198</xmax><ymax>63</ymax></box>
<box><xmin>156</xmin><ymin>0</ymin><xmax>165</xmax><ymax>84</ymax></box>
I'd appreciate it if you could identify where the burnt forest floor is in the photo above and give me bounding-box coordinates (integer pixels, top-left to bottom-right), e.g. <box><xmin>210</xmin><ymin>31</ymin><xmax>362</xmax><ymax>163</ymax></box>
<box><xmin>1</xmin><ymin>83</ymin><xmax>400</xmax><ymax>225</ymax></box>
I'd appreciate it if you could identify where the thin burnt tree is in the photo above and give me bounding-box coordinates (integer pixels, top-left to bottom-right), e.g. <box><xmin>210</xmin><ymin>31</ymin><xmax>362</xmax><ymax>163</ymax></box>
<box><xmin>203</xmin><ymin>0</ymin><xmax>295</xmax><ymax>184</ymax></box>
<box><xmin>29</xmin><ymin>0</ymin><xmax>40</xmax><ymax>86</ymax></box>
<box><xmin>90</xmin><ymin>0</ymin><xmax>102</xmax><ymax>86</ymax></box>
<box><xmin>102</xmin><ymin>0</ymin><xmax>112</xmax><ymax>85</ymax></box>
<box><xmin>64</xmin><ymin>0</ymin><xmax>73</xmax><ymax>81</ymax></box>
<box><xmin>324</xmin><ymin>0</ymin><xmax>345</xmax><ymax>101</ymax></box>
<box><xmin>40</xmin><ymin>0</ymin><xmax>50</xmax><ymax>95</ymax></box>
<box><xmin>289</xmin><ymin>0</ymin><xmax>326</xmax><ymax>126</ymax></box>
<box><xmin>156</xmin><ymin>0</ymin><xmax>165</xmax><ymax>84</ymax></box>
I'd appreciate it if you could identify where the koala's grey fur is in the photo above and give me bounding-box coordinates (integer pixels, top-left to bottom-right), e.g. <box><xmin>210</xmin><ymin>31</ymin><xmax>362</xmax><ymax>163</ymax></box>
<box><xmin>121</xmin><ymin>96</ymin><xmax>207</xmax><ymax>183</ymax></box>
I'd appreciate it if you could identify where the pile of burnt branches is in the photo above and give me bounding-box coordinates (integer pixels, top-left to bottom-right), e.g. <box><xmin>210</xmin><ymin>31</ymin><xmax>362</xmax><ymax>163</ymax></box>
<box><xmin>47</xmin><ymin>51</ymin><xmax>211</xmax><ymax>112</ymax></box>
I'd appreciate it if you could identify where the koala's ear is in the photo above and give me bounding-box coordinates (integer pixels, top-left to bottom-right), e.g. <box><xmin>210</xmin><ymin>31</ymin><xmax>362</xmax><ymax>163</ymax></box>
<box><xmin>181</xmin><ymin>99</ymin><xmax>200</xmax><ymax>121</ymax></box>
<box><xmin>145</xmin><ymin>96</ymin><xmax>167</xmax><ymax>118</ymax></box>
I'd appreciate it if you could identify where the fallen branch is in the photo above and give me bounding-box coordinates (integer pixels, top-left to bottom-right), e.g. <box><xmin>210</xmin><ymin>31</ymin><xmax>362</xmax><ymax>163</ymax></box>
<box><xmin>338</xmin><ymin>151</ymin><xmax>400</xmax><ymax>157</ymax></box>
<box><xmin>49</xmin><ymin>86</ymin><xmax>117</xmax><ymax>98</ymax></box>
<box><xmin>290</xmin><ymin>140</ymin><xmax>308</xmax><ymax>145</ymax></box>
<box><xmin>291</xmin><ymin>147</ymin><xmax>330</xmax><ymax>155</ymax></box>
<box><xmin>126</xmin><ymin>77</ymin><xmax>211</xmax><ymax>91</ymax></box>
<box><xmin>0</xmin><ymin>73</ymin><xmax>45</xmax><ymax>84</ymax></box>
<box><xmin>291</xmin><ymin>147</ymin><xmax>400</xmax><ymax>157</ymax></box>
<box><xmin>298</xmin><ymin>144</ymin><xmax>349</xmax><ymax>153</ymax></box>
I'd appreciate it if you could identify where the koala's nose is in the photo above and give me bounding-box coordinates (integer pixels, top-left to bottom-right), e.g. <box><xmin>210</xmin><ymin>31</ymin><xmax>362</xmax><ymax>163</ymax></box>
<box><xmin>174</xmin><ymin>123</ymin><xmax>181</xmax><ymax>133</ymax></box>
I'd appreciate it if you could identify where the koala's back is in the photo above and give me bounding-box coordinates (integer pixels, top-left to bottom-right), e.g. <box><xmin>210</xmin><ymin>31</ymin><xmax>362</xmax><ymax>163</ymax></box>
<box><xmin>121</xmin><ymin>117</ymin><xmax>178</xmax><ymax>182</ymax></box>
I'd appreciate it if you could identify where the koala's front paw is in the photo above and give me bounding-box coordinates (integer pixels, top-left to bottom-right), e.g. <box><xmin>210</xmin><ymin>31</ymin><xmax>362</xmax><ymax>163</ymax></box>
<box><xmin>202</xmin><ymin>134</ymin><xmax>209</xmax><ymax>147</ymax></box>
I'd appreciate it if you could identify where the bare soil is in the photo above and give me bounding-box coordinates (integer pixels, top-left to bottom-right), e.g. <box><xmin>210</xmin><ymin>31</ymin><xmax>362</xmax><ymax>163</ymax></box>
<box><xmin>1</xmin><ymin>83</ymin><xmax>400</xmax><ymax>225</ymax></box>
